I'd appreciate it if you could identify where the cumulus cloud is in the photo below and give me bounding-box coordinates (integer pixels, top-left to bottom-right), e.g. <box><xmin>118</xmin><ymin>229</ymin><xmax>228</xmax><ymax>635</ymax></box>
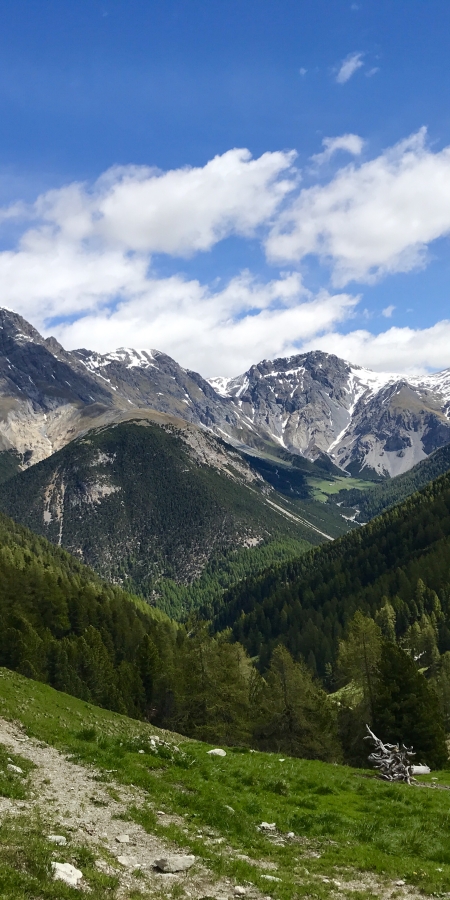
<box><xmin>48</xmin><ymin>274</ymin><xmax>357</xmax><ymax>376</ymax></box>
<box><xmin>301</xmin><ymin>320</ymin><xmax>450</xmax><ymax>374</ymax></box>
<box><xmin>336</xmin><ymin>52</ymin><xmax>364</xmax><ymax>84</ymax></box>
<box><xmin>266</xmin><ymin>128</ymin><xmax>450</xmax><ymax>285</ymax></box>
<box><xmin>2</xmin><ymin>137</ymin><xmax>450</xmax><ymax>376</ymax></box>
<box><xmin>310</xmin><ymin>134</ymin><xmax>364</xmax><ymax>166</ymax></box>
<box><xmin>32</xmin><ymin>149</ymin><xmax>296</xmax><ymax>257</ymax></box>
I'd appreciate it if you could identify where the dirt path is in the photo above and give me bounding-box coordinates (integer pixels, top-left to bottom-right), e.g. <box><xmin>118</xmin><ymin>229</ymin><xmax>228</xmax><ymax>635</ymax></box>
<box><xmin>0</xmin><ymin>717</ymin><xmax>259</xmax><ymax>899</ymax></box>
<box><xmin>0</xmin><ymin>718</ymin><xmax>430</xmax><ymax>900</ymax></box>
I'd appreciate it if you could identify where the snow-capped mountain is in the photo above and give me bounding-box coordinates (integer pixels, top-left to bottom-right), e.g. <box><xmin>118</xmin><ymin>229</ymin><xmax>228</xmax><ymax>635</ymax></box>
<box><xmin>0</xmin><ymin>307</ymin><xmax>449</xmax><ymax>478</ymax></box>
<box><xmin>208</xmin><ymin>353</ymin><xmax>450</xmax><ymax>477</ymax></box>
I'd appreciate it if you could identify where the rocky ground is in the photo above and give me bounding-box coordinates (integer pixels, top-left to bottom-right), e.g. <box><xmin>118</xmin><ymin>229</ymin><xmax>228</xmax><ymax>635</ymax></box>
<box><xmin>0</xmin><ymin>716</ymin><xmax>266</xmax><ymax>898</ymax></box>
<box><xmin>0</xmin><ymin>715</ymin><xmax>431</xmax><ymax>900</ymax></box>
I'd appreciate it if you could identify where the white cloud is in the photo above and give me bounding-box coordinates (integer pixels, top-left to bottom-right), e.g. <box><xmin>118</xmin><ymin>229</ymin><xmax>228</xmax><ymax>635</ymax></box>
<box><xmin>301</xmin><ymin>320</ymin><xmax>450</xmax><ymax>374</ymax></box>
<box><xmin>50</xmin><ymin>274</ymin><xmax>357</xmax><ymax>376</ymax></box>
<box><xmin>310</xmin><ymin>134</ymin><xmax>364</xmax><ymax>166</ymax></box>
<box><xmin>0</xmin><ymin>146</ymin><xmax>359</xmax><ymax>376</ymax></box>
<box><xmin>2</xmin><ymin>138</ymin><xmax>450</xmax><ymax>377</ymax></box>
<box><xmin>382</xmin><ymin>305</ymin><xmax>395</xmax><ymax>318</ymax></box>
<box><xmin>336</xmin><ymin>52</ymin><xmax>364</xmax><ymax>84</ymax></box>
<box><xmin>266</xmin><ymin>128</ymin><xmax>450</xmax><ymax>285</ymax></box>
<box><xmin>299</xmin><ymin>67</ymin><xmax>307</xmax><ymax>76</ymax></box>
<box><xmin>33</xmin><ymin>149</ymin><xmax>297</xmax><ymax>257</ymax></box>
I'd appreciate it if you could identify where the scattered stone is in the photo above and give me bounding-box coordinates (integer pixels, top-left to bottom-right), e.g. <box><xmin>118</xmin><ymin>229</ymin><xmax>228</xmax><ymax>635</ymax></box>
<box><xmin>207</xmin><ymin>749</ymin><xmax>227</xmax><ymax>757</ymax></box>
<box><xmin>7</xmin><ymin>763</ymin><xmax>23</xmax><ymax>774</ymax></box>
<box><xmin>286</xmin><ymin>832</ymin><xmax>295</xmax><ymax>839</ymax></box>
<box><xmin>261</xmin><ymin>875</ymin><xmax>281</xmax><ymax>883</ymax></box>
<box><xmin>235</xmin><ymin>886</ymin><xmax>246</xmax><ymax>895</ymax></box>
<box><xmin>48</xmin><ymin>834</ymin><xmax>67</xmax><ymax>846</ymax></box>
<box><xmin>395</xmin><ymin>880</ymin><xmax>406</xmax><ymax>886</ymax></box>
<box><xmin>278</xmin><ymin>759</ymin><xmax>285</xmax><ymax>762</ymax></box>
<box><xmin>154</xmin><ymin>855</ymin><xmax>196</xmax><ymax>873</ymax></box>
<box><xmin>116</xmin><ymin>833</ymin><xmax>130</xmax><ymax>844</ymax></box>
<box><xmin>138</xmin><ymin>749</ymin><xmax>145</xmax><ymax>754</ymax></box>
<box><xmin>117</xmin><ymin>854</ymin><xmax>140</xmax><ymax>868</ymax></box>
<box><xmin>224</xmin><ymin>805</ymin><xmax>235</xmax><ymax>813</ymax></box>
<box><xmin>52</xmin><ymin>862</ymin><xmax>83</xmax><ymax>887</ymax></box>
<box><xmin>258</xmin><ymin>822</ymin><xmax>276</xmax><ymax>831</ymax></box>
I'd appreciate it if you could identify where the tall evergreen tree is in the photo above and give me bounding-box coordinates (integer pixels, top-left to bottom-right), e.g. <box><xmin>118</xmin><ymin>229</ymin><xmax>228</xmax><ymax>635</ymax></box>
<box><xmin>372</xmin><ymin>643</ymin><xmax>448</xmax><ymax>770</ymax></box>
<box><xmin>253</xmin><ymin>645</ymin><xmax>341</xmax><ymax>762</ymax></box>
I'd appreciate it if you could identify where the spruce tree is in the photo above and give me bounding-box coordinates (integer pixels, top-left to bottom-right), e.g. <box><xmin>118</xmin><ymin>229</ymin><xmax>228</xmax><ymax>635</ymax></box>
<box><xmin>372</xmin><ymin>643</ymin><xmax>448</xmax><ymax>769</ymax></box>
<box><xmin>254</xmin><ymin>645</ymin><xmax>341</xmax><ymax>762</ymax></box>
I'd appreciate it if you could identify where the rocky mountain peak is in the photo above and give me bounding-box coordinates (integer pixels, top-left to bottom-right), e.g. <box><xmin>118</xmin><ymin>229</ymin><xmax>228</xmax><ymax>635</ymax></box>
<box><xmin>0</xmin><ymin>309</ymin><xmax>449</xmax><ymax>479</ymax></box>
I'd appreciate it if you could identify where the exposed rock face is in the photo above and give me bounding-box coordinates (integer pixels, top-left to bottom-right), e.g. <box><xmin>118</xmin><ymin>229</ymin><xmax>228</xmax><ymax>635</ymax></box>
<box><xmin>0</xmin><ymin>307</ymin><xmax>449</xmax><ymax>478</ymax></box>
<box><xmin>210</xmin><ymin>353</ymin><xmax>450</xmax><ymax>477</ymax></box>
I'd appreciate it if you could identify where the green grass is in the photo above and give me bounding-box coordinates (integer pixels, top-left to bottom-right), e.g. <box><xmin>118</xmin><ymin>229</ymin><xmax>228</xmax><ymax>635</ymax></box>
<box><xmin>0</xmin><ymin>812</ymin><xmax>122</xmax><ymax>899</ymax></box>
<box><xmin>0</xmin><ymin>742</ymin><xmax>34</xmax><ymax>800</ymax></box>
<box><xmin>1</xmin><ymin>667</ymin><xmax>450</xmax><ymax>899</ymax></box>
<box><xmin>307</xmin><ymin>476</ymin><xmax>374</xmax><ymax>503</ymax></box>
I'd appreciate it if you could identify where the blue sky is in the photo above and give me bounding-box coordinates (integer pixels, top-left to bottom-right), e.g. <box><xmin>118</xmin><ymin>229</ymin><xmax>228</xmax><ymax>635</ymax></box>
<box><xmin>0</xmin><ymin>0</ymin><xmax>450</xmax><ymax>375</ymax></box>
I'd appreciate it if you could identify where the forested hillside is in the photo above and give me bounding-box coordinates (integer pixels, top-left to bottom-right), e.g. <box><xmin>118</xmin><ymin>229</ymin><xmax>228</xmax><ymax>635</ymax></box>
<box><xmin>216</xmin><ymin>469</ymin><xmax>450</xmax><ymax>676</ymax></box>
<box><xmin>333</xmin><ymin>441</ymin><xmax>450</xmax><ymax>521</ymax></box>
<box><xmin>0</xmin><ymin>507</ymin><xmax>343</xmax><ymax>759</ymax></box>
<box><xmin>0</xmin><ymin>477</ymin><xmax>449</xmax><ymax>766</ymax></box>
<box><xmin>0</xmin><ymin>421</ymin><xmax>322</xmax><ymax>613</ymax></box>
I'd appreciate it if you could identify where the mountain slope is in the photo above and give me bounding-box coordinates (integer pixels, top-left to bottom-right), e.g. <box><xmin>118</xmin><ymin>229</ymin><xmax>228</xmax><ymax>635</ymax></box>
<box><xmin>0</xmin><ymin>418</ymin><xmax>325</xmax><ymax>601</ymax></box>
<box><xmin>214</xmin><ymin>468</ymin><xmax>450</xmax><ymax>674</ymax></box>
<box><xmin>0</xmin><ymin>307</ymin><xmax>450</xmax><ymax>480</ymax></box>
<box><xmin>210</xmin><ymin>353</ymin><xmax>450</xmax><ymax>478</ymax></box>
<box><xmin>332</xmin><ymin>441</ymin><xmax>450</xmax><ymax>522</ymax></box>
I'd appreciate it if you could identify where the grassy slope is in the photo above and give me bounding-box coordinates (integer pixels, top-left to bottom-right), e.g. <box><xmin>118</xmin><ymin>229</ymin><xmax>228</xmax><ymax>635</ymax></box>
<box><xmin>332</xmin><ymin>441</ymin><xmax>450</xmax><ymax>522</ymax></box>
<box><xmin>1</xmin><ymin>668</ymin><xmax>450</xmax><ymax>899</ymax></box>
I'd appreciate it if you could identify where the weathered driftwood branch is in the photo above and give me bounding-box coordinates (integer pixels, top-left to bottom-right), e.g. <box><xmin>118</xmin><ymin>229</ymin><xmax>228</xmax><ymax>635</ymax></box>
<box><xmin>364</xmin><ymin>725</ymin><xmax>416</xmax><ymax>784</ymax></box>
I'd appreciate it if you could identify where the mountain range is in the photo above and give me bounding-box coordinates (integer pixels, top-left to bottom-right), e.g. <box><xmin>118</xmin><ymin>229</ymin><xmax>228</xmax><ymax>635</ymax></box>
<box><xmin>1</xmin><ymin>307</ymin><xmax>450</xmax><ymax>480</ymax></box>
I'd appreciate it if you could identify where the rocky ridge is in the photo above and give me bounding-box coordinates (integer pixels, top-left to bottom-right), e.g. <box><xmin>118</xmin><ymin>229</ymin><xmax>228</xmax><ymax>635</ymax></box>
<box><xmin>0</xmin><ymin>307</ymin><xmax>449</xmax><ymax>478</ymax></box>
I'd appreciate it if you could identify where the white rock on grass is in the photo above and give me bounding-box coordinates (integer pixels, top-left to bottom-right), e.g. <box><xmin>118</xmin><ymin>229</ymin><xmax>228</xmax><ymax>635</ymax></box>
<box><xmin>154</xmin><ymin>855</ymin><xmax>196</xmax><ymax>873</ymax></box>
<box><xmin>7</xmin><ymin>764</ymin><xmax>23</xmax><ymax>774</ymax></box>
<box><xmin>115</xmin><ymin>833</ymin><xmax>130</xmax><ymax>844</ymax></box>
<box><xmin>52</xmin><ymin>862</ymin><xmax>83</xmax><ymax>886</ymax></box>
<box><xmin>235</xmin><ymin>886</ymin><xmax>246</xmax><ymax>895</ymax></box>
<box><xmin>118</xmin><ymin>855</ymin><xmax>140</xmax><ymax>868</ymax></box>
<box><xmin>258</xmin><ymin>822</ymin><xmax>276</xmax><ymax>831</ymax></box>
<box><xmin>261</xmin><ymin>875</ymin><xmax>281</xmax><ymax>882</ymax></box>
<box><xmin>48</xmin><ymin>835</ymin><xmax>67</xmax><ymax>846</ymax></box>
<box><xmin>207</xmin><ymin>749</ymin><xmax>226</xmax><ymax>757</ymax></box>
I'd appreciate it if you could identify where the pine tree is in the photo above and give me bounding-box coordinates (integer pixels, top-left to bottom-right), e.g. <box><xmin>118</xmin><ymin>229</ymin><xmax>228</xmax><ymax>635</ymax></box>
<box><xmin>254</xmin><ymin>645</ymin><xmax>341</xmax><ymax>762</ymax></box>
<box><xmin>372</xmin><ymin>643</ymin><xmax>448</xmax><ymax>770</ymax></box>
<box><xmin>338</xmin><ymin>611</ymin><xmax>382</xmax><ymax>717</ymax></box>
